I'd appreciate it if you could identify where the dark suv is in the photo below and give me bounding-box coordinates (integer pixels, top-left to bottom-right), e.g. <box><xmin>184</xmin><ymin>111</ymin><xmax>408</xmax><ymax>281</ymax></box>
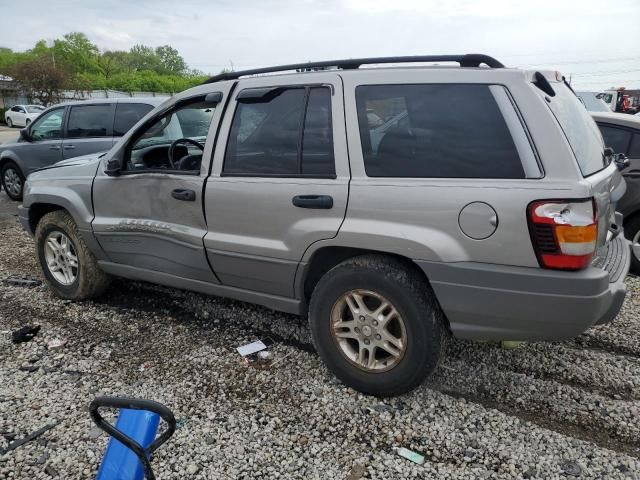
<box><xmin>0</xmin><ymin>97</ymin><xmax>163</xmax><ymax>200</ymax></box>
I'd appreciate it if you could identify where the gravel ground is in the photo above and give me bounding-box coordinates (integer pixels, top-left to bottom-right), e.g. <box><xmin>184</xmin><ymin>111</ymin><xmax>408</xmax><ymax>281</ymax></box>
<box><xmin>0</xmin><ymin>190</ymin><xmax>639</xmax><ymax>479</ymax></box>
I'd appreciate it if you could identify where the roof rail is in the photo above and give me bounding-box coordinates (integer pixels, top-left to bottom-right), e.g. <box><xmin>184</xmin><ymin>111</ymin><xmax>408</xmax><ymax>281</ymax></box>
<box><xmin>203</xmin><ymin>54</ymin><xmax>504</xmax><ymax>84</ymax></box>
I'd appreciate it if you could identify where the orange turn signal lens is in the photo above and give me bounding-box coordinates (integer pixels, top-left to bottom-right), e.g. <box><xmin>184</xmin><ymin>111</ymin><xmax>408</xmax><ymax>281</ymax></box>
<box><xmin>555</xmin><ymin>224</ymin><xmax>597</xmax><ymax>243</ymax></box>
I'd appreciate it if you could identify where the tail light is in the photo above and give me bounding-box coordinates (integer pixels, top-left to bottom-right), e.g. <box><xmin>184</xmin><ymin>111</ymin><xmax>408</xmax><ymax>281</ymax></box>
<box><xmin>528</xmin><ymin>199</ymin><xmax>598</xmax><ymax>270</ymax></box>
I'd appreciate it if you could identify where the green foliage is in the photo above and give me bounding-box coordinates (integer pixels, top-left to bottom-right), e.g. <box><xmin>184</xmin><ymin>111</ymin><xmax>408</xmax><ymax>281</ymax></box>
<box><xmin>0</xmin><ymin>32</ymin><xmax>211</xmax><ymax>94</ymax></box>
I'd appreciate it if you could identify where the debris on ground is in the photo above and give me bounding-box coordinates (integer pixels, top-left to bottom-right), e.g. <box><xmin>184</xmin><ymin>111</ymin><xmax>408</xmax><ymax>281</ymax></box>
<box><xmin>47</xmin><ymin>338</ymin><xmax>68</xmax><ymax>350</ymax></box>
<box><xmin>395</xmin><ymin>447</ymin><xmax>425</xmax><ymax>465</ymax></box>
<box><xmin>346</xmin><ymin>463</ymin><xmax>367</xmax><ymax>480</ymax></box>
<box><xmin>236</xmin><ymin>339</ymin><xmax>268</xmax><ymax>357</ymax></box>
<box><xmin>2</xmin><ymin>276</ymin><xmax>41</xmax><ymax>288</ymax></box>
<box><xmin>138</xmin><ymin>361</ymin><xmax>154</xmax><ymax>372</ymax></box>
<box><xmin>0</xmin><ymin>423</ymin><xmax>58</xmax><ymax>455</ymax></box>
<box><xmin>11</xmin><ymin>325</ymin><xmax>40</xmax><ymax>344</ymax></box>
<box><xmin>560</xmin><ymin>459</ymin><xmax>582</xmax><ymax>476</ymax></box>
<box><xmin>500</xmin><ymin>341</ymin><xmax>525</xmax><ymax>350</ymax></box>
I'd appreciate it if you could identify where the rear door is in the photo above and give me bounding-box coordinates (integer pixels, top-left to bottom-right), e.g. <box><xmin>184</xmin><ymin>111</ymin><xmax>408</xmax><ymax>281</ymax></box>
<box><xmin>62</xmin><ymin>103</ymin><xmax>115</xmax><ymax>159</ymax></box>
<box><xmin>204</xmin><ymin>73</ymin><xmax>349</xmax><ymax>297</ymax></box>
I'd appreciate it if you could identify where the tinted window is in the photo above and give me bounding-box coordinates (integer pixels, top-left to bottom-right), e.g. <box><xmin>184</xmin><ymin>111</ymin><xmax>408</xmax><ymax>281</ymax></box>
<box><xmin>598</xmin><ymin>125</ymin><xmax>632</xmax><ymax>154</ymax></box>
<box><xmin>545</xmin><ymin>83</ymin><xmax>605</xmax><ymax>176</ymax></box>
<box><xmin>224</xmin><ymin>87</ymin><xmax>335</xmax><ymax>176</ymax></box>
<box><xmin>629</xmin><ymin>133</ymin><xmax>640</xmax><ymax>157</ymax></box>
<box><xmin>67</xmin><ymin>104</ymin><xmax>112</xmax><ymax>138</ymax></box>
<box><xmin>30</xmin><ymin>109</ymin><xmax>64</xmax><ymax>140</ymax></box>
<box><xmin>114</xmin><ymin>103</ymin><xmax>154</xmax><ymax>136</ymax></box>
<box><xmin>356</xmin><ymin>84</ymin><xmax>523</xmax><ymax>178</ymax></box>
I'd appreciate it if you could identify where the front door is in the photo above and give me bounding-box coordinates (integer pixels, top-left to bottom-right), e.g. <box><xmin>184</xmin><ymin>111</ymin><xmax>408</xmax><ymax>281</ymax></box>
<box><xmin>204</xmin><ymin>73</ymin><xmax>350</xmax><ymax>297</ymax></box>
<box><xmin>20</xmin><ymin>107</ymin><xmax>65</xmax><ymax>173</ymax></box>
<box><xmin>91</xmin><ymin>90</ymin><xmax>230</xmax><ymax>283</ymax></box>
<box><xmin>62</xmin><ymin>103</ymin><xmax>115</xmax><ymax>159</ymax></box>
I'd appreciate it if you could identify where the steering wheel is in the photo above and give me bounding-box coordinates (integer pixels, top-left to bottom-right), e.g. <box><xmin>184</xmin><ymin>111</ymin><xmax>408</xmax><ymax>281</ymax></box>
<box><xmin>168</xmin><ymin>138</ymin><xmax>204</xmax><ymax>169</ymax></box>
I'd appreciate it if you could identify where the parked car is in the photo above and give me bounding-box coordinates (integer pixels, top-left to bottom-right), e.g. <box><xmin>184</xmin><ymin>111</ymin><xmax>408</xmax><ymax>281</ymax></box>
<box><xmin>577</xmin><ymin>92</ymin><xmax>611</xmax><ymax>112</ymax></box>
<box><xmin>4</xmin><ymin>104</ymin><xmax>45</xmax><ymax>128</ymax></box>
<box><xmin>19</xmin><ymin>55</ymin><xmax>630</xmax><ymax>396</ymax></box>
<box><xmin>591</xmin><ymin>111</ymin><xmax>640</xmax><ymax>273</ymax></box>
<box><xmin>0</xmin><ymin>97</ymin><xmax>162</xmax><ymax>200</ymax></box>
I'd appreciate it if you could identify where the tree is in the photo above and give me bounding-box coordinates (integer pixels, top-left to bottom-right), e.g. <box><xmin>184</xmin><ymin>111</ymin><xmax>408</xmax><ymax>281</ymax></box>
<box><xmin>155</xmin><ymin>46</ymin><xmax>186</xmax><ymax>75</ymax></box>
<box><xmin>53</xmin><ymin>32</ymin><xmax>100</xmax><ymax>74</ymax></box>
<box><xmin>128</xmin><ymin>44</ymin><xmax>159</xmax><ymax>72</ymax></box>
<box><xmin>11</xmin><ymin>56</ymin><xmax>71</xmax><ymax>106</ymax></box>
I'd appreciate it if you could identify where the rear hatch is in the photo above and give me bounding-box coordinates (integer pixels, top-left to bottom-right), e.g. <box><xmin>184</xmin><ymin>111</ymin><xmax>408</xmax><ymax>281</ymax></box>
<box><xmin>535</xmin><ymin>72</ymin><xmax>625</xmax><ymax>250</ymax></box>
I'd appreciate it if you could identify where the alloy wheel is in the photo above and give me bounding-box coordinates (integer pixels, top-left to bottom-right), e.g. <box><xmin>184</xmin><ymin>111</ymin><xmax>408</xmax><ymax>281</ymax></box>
<box><xmin>330</xmin><ymin>289</ymin><xmax>407</xmax><ymax>372</ymax></box>
<box><xmin>3</xmin><ymin>168</ymin><xmax>22</xmax><ymax>198</ymax></box>
<box><xmin>44</xmin><ymin>231</ymin><xmax>79</xmax><ymax>286</ymax></box>
<box><xmin>633</xmin><ymin>230</ymin><xmax>640</xmax><ymax>265</ymax></box>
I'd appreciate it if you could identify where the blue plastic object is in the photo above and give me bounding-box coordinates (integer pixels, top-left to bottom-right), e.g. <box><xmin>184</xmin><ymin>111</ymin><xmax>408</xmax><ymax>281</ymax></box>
<box><xmin>96</xmin><ymin>409</ymin><xmax>160</xmax><ymax>480</ymax></box>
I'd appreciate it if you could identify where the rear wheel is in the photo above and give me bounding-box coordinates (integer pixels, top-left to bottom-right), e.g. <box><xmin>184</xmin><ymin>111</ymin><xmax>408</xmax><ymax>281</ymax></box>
<box><xmin>1</xmin><ymin>162</ymin><xmax>25</xmax><ymax>201</ymax></box>
<box><xmin>309</xmin><ymin>255</ymin><xmax>446</xmax><ymax>396</ymax></box>
<box><xmin>35</xmin><ymin>210</ymin><xmax>111</xmax><ymax>300</ymax></box>
<box><xmin>625</xmin><ymin>215</ymin><xmax>640</xmax><ymax>274</ymax></box>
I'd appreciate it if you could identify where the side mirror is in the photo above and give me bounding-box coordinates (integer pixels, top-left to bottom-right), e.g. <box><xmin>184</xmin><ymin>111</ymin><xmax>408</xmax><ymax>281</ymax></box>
<box><xmin>104</xmin><ymin>157</ymin><xmax>122</xmax><ymax>177</ymax></box>
<box><xmin>614</xmin><ymin>153</ymin><xmax>630</xmax><ymax>172</ymax></box>
<box><xmin>19</xmin><ymin>128</ymin><xmax>32</xmax><ymax>142</ymax></box>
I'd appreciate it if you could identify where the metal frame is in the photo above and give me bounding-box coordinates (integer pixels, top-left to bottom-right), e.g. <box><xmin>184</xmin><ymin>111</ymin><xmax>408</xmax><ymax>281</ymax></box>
<box><xmin>203</xmin><ymin>54</ymin><xmax>505</xmax><ymax>84</ymax></box>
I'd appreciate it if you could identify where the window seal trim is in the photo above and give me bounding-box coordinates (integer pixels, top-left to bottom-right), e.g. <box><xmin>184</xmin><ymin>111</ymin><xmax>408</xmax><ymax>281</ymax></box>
<box><xmin>118</xmin><ymin>169</ymin><xmax>200</xmax><ymax>177</ymax></box>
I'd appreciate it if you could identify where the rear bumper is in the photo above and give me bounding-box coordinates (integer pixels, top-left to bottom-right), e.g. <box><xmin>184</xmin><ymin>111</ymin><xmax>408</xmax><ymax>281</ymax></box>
<box><xmin>416</xmin><ymin>235</ymin><xmax>630</xmax><ymax>341</ymax></box>
<box><xmin>17</xmin><ymin>205</ymin><xmax>32</xmax><ymax>235</ymax></box>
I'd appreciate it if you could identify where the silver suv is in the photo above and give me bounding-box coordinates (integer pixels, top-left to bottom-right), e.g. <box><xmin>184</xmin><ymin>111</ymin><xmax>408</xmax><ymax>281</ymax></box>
<box><xmin>18</xmin><ymin>55</ymin><xmax>630</xmax><ymax>396</ymax></box>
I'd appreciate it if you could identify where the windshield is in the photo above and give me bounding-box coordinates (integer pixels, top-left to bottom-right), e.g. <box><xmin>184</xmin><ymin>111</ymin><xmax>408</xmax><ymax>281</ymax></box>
<box><xmin>545</xmin><ymin>83</ymin><xmax>606</xmax><ymax>176</ymax></box>
<box><xmin>577</xmin><ymin>93</ymin><xmax>610</xmax><ymax>113</ymax></box>
<box><xmin>26</xmin><ymin>105</ymin><xmax>44</xmax><ymax>113</ymax></box>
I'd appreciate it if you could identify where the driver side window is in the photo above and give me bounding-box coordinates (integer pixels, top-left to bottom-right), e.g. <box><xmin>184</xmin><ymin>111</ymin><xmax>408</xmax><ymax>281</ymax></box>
<box><xmin>30</xmin><ymin>108</ymin><xmax>64</xmax><ymax>141</ymax></box>
<box><xmin>125</xmin><ymin>96</ymin><xmax>215</xmax><ymax>174</ymax></box>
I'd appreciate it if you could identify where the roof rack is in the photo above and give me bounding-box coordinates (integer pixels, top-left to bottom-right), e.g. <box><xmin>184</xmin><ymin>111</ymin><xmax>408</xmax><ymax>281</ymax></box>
<box><xmin>203</xmin><ymin>54</ymin><xmax>504</xmax><ymax>84</ymax></box>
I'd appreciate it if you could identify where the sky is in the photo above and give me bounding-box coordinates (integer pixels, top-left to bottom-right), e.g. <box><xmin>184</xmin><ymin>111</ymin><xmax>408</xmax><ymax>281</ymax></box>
<box><xmin>1</xmin><ymin>0</ymin><xmax>639</xmax><ymax>91</ymax></box>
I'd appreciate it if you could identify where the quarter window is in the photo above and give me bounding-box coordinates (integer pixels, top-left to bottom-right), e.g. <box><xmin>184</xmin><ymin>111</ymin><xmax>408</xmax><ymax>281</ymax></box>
<box><xmin>223</xmin><ymin>86</ymin><xmax>335</xmax><ymax>176</ymax></box>
<box><xmin>114</xmin><ymin>103</ymin><xmax>154</xmax><ymax>136</ymax></box>
<box><xmin>67</xmin><ymin>104</ymin><xmax>112</xmax><ymax>138</ymax></box>
<box><xmin>356</xmin><ymin>84</ymin><xmax>524</xmax><ymax>178</ymax></box>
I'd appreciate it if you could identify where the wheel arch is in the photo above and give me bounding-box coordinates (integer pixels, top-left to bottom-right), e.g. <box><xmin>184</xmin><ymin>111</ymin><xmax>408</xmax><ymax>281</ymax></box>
<box><xmin>28</xmin><ymin>202</ymin><xmax>67</xmax><ymax>233</ymax></box>
<box><xmin>297</xmin><ymin>245</ymin><xmax>441</xmax><ymax>311</ymax></box>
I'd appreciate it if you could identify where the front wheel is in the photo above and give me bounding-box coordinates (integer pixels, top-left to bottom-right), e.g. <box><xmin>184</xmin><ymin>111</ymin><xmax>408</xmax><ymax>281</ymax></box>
<box><xmin>309</xmin><ymin>255</ymin><xmax>446</xmax><ymax>396</ymax></box>
<box><xmin>6</xmin><ymin>117</ymin><xmax>12</xmax><ymax>128</ymax></box>
<box><xmin>35</xmin><ymin>210</ymin><xmax>111</xmax><ymax>300</ymax></box>
<box><xmin>1</xmin><ymin>162</ymin><xmax>25</xmax><ymax>201</ymax></box>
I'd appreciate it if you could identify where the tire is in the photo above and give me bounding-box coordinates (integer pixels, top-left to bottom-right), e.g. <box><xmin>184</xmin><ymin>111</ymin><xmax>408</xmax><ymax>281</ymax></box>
<box><xmin>6</xmin><ymin>117</ymin><xmax>12</xmax><ymax>128</ymax></box>
<box><xmin>25</xmin><ymin>118</ymin><xmax>31</xmax><ymax>126</ymax></box>
<box><xmin>625</xmin><ymin>215</ymin><xmax>640</xmax><ymax>275</ymax></box>
<box><xmin>309</xmin><ymin>255</ymin><xmax>446</xmax><ymax>396</ymax></box>
<box><xmin>1</xmin><ymin>161</ymin><xmax>25</xmax><ymax>201</ymax></box>
<box><xmin>35</xmin><ymin>210</ymin><xmax>111</xmax><ymax>300</ymax></box>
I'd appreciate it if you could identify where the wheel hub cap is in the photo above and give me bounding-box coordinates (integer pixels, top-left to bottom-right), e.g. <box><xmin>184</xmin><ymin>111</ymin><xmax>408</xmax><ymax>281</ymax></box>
<box><xmin>331</xmin><ymin>289</ymin><xmax>407</xmax><ymax>373</ymax></box>
<box><xmin>633</xmin><ymin>230</ymin><xmax>640</xmax><ymax>261</ymax></box>
<box><xmin>44</xmin><ymin>231</ymin><xmax>78</xmax><ymax>285</ymax></box>
<box><xmin>3</xmin><ymin>168</ymin><xmax>21</xmax><ymax>197</ymax></box>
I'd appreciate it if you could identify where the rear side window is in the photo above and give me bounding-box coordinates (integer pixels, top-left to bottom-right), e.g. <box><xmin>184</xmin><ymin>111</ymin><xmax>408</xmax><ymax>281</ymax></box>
<box><xmin>598</xmin><ymin>124</ymin><xmax>632</xmax><ymax>155</ymax></box>
<box><xmin>67</xmin><ymin>104</ymin><xmax>112</xmax><ymax>138</ymax></box>
<box><xmin>224</xmin><ymin>86</ymin><xmax>335</xmax><ymax>176</ymax></box>
<box><xmin>114</xmin><ymin>103</ymin><xmax>154</xmax><ymax>136</ymax></box>
<box><xmin>355</xmin><ymin>84</ymin><xmax>523</xmax><ymax>178</ymax></box>
<box><xmin>544</xmin><ymin>82</ymin><xmax>605</xmax><ymax>176</ymax></box>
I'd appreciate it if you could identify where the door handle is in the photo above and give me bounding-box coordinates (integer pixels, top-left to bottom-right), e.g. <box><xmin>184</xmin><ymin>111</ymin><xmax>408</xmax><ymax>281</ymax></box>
<box><xmin>292</xmin><ymin>195</ymin><xmax>333</xmax><ymax>209</ymax></box>
<box><xmin>63</xmin><ymin>145</ymin><xmax>75</xmax><ymax>150</ymax></box>
<box><xmin>171</xmin><ymin>189</ymin><xmax>196</xmax><ymax>202</ymax></box>
<box><xmin>49</xmin><ymin>146</ymin><xmax>61</xmax><ymax>150</ymax></box>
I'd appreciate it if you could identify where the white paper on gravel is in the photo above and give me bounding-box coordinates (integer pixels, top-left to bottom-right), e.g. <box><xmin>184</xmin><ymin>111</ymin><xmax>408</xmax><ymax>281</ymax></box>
<box><xmin>236</xmin><ymin>340</ymin><xmax>267</xmax><ymax>357</ymax></box>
